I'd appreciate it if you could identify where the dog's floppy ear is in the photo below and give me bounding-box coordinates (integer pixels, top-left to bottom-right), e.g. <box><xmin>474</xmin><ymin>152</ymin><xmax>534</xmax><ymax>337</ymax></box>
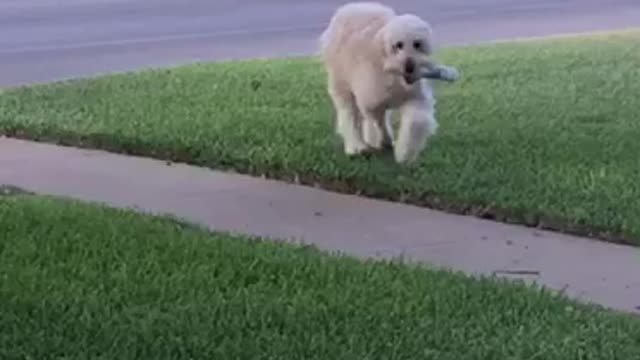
<box><xmin>375</xmin><ymin>23</ymin><xmax>402</xmax><ymax>75</ymax></box>
<box><xmin>375</xmin><ymin>26</ymin><xmax>393</xmax><ymax>74</ymax></box>
<box><xmin>374</xmin><ymin>23</ymin><xmax>393</xmax><ymax>58</ymax></box>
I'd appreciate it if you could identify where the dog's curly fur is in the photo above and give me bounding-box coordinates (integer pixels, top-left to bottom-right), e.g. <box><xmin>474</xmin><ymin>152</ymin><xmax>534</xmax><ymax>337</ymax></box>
<box><xmin>319</xmin><ymin>2</ymin><xmax>439</xmax><ymax>164</ymax></box>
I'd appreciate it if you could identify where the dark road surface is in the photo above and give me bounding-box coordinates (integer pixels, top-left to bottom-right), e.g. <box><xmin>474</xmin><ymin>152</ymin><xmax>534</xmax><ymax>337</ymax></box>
<box><xmin>2</xmin><ymin>0</ymin><xmax>639</xmax><ymax>86</ymax></box>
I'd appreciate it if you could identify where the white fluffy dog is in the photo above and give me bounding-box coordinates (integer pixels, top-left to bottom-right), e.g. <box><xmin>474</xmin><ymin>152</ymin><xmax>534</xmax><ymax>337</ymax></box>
<box><xmin>319</xmin><ymin>2</ymin><xmax>455</xmax><ymax>164</ymax></box>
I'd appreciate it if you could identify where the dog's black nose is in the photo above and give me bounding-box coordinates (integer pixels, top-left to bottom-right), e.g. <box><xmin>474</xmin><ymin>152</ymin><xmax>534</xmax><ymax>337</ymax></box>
<box><xmin>404</xmin><ymin>58</ymin><xmax>415</xmax><ymax>74</ymax></box>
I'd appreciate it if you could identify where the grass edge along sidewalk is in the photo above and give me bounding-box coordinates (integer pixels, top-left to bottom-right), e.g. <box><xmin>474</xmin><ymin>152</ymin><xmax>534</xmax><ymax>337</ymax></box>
<box><xmin>2</xmin><ymin>193</ymin><xmax>640</xmax><ymax>359</ymax></box>
<box><xmin>1</xmin><ymin>30</ymin><xmax>640</xmax><ymax>245</ymax></box>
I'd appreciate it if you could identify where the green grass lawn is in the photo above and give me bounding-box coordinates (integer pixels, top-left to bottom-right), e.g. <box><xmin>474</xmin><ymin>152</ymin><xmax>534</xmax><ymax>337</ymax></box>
<box><xmin>1</xmin><ymin>193</ymin><xmax>640</xmax><ymax>359</ymax></box>
<box><xmin>1</xmin><ymin>30</ymin><xmax>640</xmax><ymax>244</ymax></box>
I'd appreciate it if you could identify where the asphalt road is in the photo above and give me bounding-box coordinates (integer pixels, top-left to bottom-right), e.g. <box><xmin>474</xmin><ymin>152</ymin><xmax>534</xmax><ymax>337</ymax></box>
<box><xmin>2</xmin><ymin>0</ymin><xmax>639</xmax><ymax>86</ymax></box>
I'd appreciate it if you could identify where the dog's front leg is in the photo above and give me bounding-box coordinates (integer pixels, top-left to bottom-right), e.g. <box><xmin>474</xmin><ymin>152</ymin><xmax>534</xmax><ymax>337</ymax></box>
<box><xmin>329</xmin><ymin>89</ymin><xmax>369</xmax><ymax>156</ymax></box>
<box><xmin>394</xmin><ymin>99</ymin><xmax>438</xmax><ymax>164</ymax></box>
<box><xmin>361</xmin><ymin>108</ymin><xmax>390</xmax><ymax>151</ymax></box>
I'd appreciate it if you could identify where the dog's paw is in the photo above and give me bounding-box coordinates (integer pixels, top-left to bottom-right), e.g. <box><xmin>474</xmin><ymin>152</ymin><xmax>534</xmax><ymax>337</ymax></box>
<box><xmin>394</xmin><ymin>152</ymin><xmax>415</xmax><ymax>164</ymax></box>
<box><xmin>363</xmin><ymin>121</ymin><xmax>385</xmax><ymax>150</ymax></box>
<box><xmin>393</xmin><ymin>144</ymin><xmax>421</xmax><ymax>165</ymax></box>
<box><xmin>344</xmin><ymin>139</ymin><xmax>371</xmax><ymax>157</ymax></box>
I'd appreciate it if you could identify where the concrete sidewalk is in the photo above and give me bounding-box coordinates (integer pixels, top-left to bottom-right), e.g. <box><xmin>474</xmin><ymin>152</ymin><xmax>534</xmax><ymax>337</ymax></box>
<box><xmin>1</xmin><ymin>137</ymin><xmax>639</xmax><ymax>314</ymax></box>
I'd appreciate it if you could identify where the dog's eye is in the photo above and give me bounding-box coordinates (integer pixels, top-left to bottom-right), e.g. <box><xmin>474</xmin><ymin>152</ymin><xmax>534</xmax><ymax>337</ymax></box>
<box><xmin>395</xmin><ymin>41</ymin><xmax>404</xmax><ymax>50</ymax></box>
<box><xmin>413</xmin><ymin>41</ymin><xmax>422</xmax><ymax>50</ymax></box>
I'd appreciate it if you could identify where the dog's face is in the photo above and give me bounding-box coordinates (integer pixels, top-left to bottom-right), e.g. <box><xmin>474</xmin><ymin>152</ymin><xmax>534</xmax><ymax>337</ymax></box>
<box><xmin>381</xmin><ymin>14</ymin><xmax>434</xmax><ymax>84</ymax></box>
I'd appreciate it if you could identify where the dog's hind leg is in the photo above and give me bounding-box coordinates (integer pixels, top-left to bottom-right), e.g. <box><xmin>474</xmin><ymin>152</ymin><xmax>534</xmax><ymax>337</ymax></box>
<box><xmin>394</xmin><ymin>99</ymin><xmax>438</xmax><ymax>164</ymax></box>
<box><xmin>361</xmin><ymin>108</ymin><xmax>386</xmax><ymax>150</ymax></box>
<box><xmin>361</xmin><ymin>108</ymin><xmax>394</xmax><ymax>151</ymax></box>
<box><xmin>329</xmin><ymin>83</ymin><xmax>369</xmax><ymax>156</ymax></box>
<box><xmin>381</xmin><ymin>110</ymin><xmax>395</xmax><ymax>150</ymax></box>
